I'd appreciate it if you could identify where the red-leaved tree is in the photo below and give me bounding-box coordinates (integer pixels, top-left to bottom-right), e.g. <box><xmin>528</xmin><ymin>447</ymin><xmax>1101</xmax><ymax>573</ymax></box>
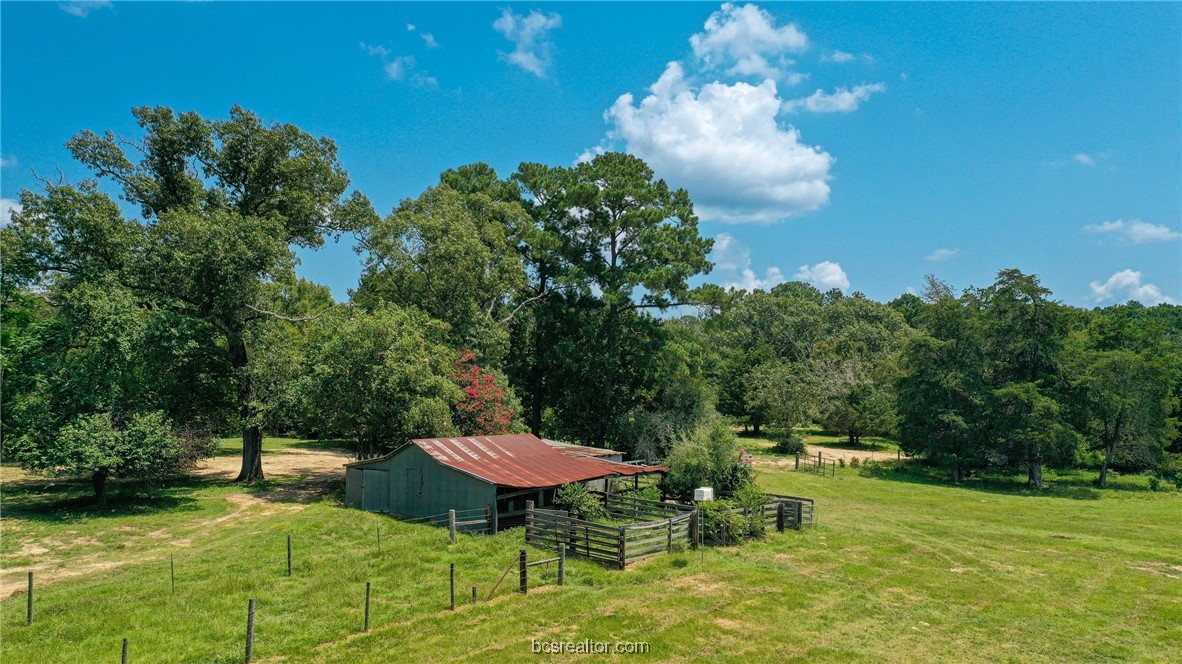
<box><xmin>451</xmin><ymin>350</ymin><xmax>517</xmax><ymax>435</ymax></box>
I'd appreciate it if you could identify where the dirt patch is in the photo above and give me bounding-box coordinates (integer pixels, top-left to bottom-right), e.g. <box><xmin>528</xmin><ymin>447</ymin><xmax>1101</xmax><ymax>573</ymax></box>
<box><xmin>1127</xmin><ymin>561</ymin><xmax>1182</xmax><ymax>579</ymax></box>
<box><xmin>670</xmin><ymin>573</ymin><xmax>725</xmax><ymax>595</ymax></box>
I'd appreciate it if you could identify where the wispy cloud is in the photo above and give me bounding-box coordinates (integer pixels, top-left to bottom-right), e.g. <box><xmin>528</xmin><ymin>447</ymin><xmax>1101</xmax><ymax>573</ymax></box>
<box><xmin>925</xmin><ymin>248</ymin><xmax>960</xmax><ymax>262</ymax></box>
<box><xmin>1</xmin><ymin>198</ymin><xmax>22</xmax><ymax>226</ymax></box>
<box><xmin>1044</xmin><ymin>150</ymin><xmax>1110</xmax><ymax>169</ymax></box>
<box><xmin>822</xmin><ymin>50</ymin><xmax>855</xmax><ymax>63</ymax></box>
<box><xmin>420</xmin><ymin>33</ymin><xmax>438</xmax><ymax>49</ymax></box>
<box><xmin>795</xmin><ymin>261</ymin><xmax>850</xmax><ymax>292</ymax></box>
<box><xmin>59</xmin><ymin>1</ymin><xmax>111</xmax><ymax>18</ymax></box>
<box><xmin>1074</xmin><ymin>153</ymin><xmax>1096</xmax><ymax>167</ymax></box>
<box><xmin>493</xmin><ymin>9</ymin><xmax>562</xmax><ymax>77</ymax></box>
<box><xmin>1090</xmin><ymin>269</ymin><xmax>1176</xmax><ymax>306</ymax></box>
<box><xmin>362</xmin><ymin>43</ymin><xmax>436</xmax><ymax>88</ymax></box>
<box><xmin>711</xmin><ymin>232</ymin><xmax>785</xmax><ymax>291</ymax></box>
<box><xmin>0</xmin><ymin>155</ymin><xmax>17</xmax><ymax>169</ymax></box>
<box><xmin>1085</xmin><ymin>219</ymin><xmax>1181</xmax><ymax>244</ymax></box>
<box><xmin>783</xmin><ymin>83</ymin><xmax>886</xmax><ymax>113</ymax></box>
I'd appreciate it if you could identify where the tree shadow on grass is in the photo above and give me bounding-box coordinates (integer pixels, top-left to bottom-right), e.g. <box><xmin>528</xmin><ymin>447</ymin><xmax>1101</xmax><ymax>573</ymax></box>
<box><xmin>852</xmin><ymin>462</ymin><xmax>1157</xmax><ymax>501</ymax></box>
<box><xmin>1</xmin><ymin>475</ymin><xmax>210</xmax><ymax>523</ymax></box>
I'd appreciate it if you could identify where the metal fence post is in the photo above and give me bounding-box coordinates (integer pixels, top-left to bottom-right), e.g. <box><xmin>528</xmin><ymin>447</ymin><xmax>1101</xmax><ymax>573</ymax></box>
<box><xmin>364</xmin><ymin>582</ymin><xmax>371</xmax><ymax>631</ymax></box>
<box><xmin>245</xmin><ymin>598</ymin><xmax>256</xmax><ymax>663</ymax></box>
<box><xmin>122</xmin><ymin>637</ymin><xmax>128</xmax><ymax>664</ymax></box>
<box><xmin>286</xmin><ymin>535</ymin><xmax>293</xmax><ymax>577</ymax></box>
<box><xmin>448</xmin><ymin>510</ymin><xmax>456</xmax><ymax>544</ymax></box>
<box><xmin>27</xmin><ymin>572</ymin><xmax>33</xmax><ymax>625</ymax></box>
<box><xmin>449</xmin><ymin>563</ymin><xmax>456</xmax><ymax>610</ymax></box>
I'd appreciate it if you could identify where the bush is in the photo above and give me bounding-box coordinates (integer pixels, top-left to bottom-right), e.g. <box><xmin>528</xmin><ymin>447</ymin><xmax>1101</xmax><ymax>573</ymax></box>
<box><xmin>733</xmin><ymin>482</ymin><xmax>770</xmax><ymax>538</ymax></box>
<box><xmin>838</xmin><ymin>457</ymin><xmax>846</xmax><ymax>468</ymax></box>
<box><xmin>666</xmin><ymin>418</ymin><xmax>753</xmax><ymax>500</ymax></box>
<box><xmin>698</xmin><ymin>499</ymin><xmax>746</xmax><ymax>545</ymax></box>
<box><xmin>554</xmin><ymin>482</ymin><xmax>608</xmax><ymax>522</ymax></box>
<box><xmin>772</xmin><ymin>433</ymin><xmax>806</xmax><ymax>456</ymax></box>
<box><xmin>1148</xmin><ymin>476</ymin><xmax>1161</xmax><ymax>492</ymax></box>
<box><xmin>850</xmin><ymin>457</ymin><xmax>860</xmax><ymax>468</ymax></box>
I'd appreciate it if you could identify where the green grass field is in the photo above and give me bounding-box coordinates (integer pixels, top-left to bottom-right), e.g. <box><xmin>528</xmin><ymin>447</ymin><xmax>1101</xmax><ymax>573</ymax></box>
<box><xmin>2</xmin><ymin>436</ymin><xmax>1180</xmax><ymax>662</ymax></box>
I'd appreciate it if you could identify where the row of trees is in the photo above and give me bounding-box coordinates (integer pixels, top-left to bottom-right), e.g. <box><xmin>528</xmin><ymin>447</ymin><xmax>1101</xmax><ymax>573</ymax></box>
<box><xmin>3</xmin><ymin>106</ymin><xmax>1179</xmax><ymax>507</ymax></box>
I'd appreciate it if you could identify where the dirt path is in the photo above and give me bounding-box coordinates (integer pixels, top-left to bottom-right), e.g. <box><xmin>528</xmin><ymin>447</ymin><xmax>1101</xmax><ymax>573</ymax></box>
<box><xmin>753</xmin><ymin>444</ymin><xmax>905</xmax><ymax>471</ymax></box>
<box><xmin>1</xmin><ymin>445</ymin><xmax>354</xmax><ymax>597</ymax></box>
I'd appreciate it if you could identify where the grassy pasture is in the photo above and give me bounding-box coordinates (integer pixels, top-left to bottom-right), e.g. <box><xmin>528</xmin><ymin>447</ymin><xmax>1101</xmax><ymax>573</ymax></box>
<box><xmin>2</xmin><ymin>436</ymin><xmax>1179</xmax><ymax>662</ymax></box>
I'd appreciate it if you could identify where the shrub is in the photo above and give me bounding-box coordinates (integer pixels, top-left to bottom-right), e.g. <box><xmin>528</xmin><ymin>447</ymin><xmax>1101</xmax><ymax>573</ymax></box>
<box><xmin>838</xmin><ymin>458</ymin><xmax>846</xmax><ymax>468</ymax></box>
<box><xmin>698</xmin><ymin>499</ymin><xmax>745</xmax><ymax>545</ymax></box>
<box><xmin>772</xmin><ymin>433</ymin><xmax>806</xmax><ymax>456</ymax></box>
<box><xmin>666</xmin><ymin>418</ymin><xmax>753</xmax><ymax>500</ymax></box>
<box><xmin>850</xmin><ymin>457</ymin><xmax>860</xmax><ymax>469</ymax></box>
<box><xmin>1148</xmin><ymin>476</ymin><xmax>1161</xmax><ymax>492</ymax></box>
<box><xmin>554</xmin><ymin>482</ymin><xmax>609</xmax><ymax>522</ymax></box>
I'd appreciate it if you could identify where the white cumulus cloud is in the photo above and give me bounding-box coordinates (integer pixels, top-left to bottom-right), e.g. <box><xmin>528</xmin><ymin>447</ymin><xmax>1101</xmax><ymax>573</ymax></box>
<box><xmin>1090</xmin><ymin>269</ymin><xmax>1176</xmax><ymax>306</ymax></box>
<box><xmin>1</xmin><ymin>198</ymin><xmax>22</xmax><ymax>226</ymax></box>
<box><xmin>783</xmin><ymin>83</ymin><xmax>886</xmax><ymax>113</ymax></box>
<box><xmin>59</xmin><ymin>1</ymin><xmax>110</xmax><ymax>18</ymax></box>
<box><xmin>711</xmin><ymin>232</ymin><xmax>785</xmax><ymax>291</ymax></box>
<box><xmin>794</xmin><ymin>261</ymin><xmax>850</xmax><ymax>292</ymax></box>
<box><xmin>690</xmin><ymin>2</ymin><xmax>808</xmax><ymax>80</ymax></box>
<box><xmin>597</xmin><ymin>61</ymin><xmax>833</xmax><ymax>223</ymax></box>
<box><xmin>926</xmin><ymin>248</ymin><xmax>960</xmax><ymax>262</ymax></box>
<box><xmin>421</xmin><ymin>33</ymin><xmax>438</xmax><ymax>48</ymax></box>
<box><xmin>493</xmin><ymin>9</ymin><xmax>562</xmax><ymax>77</ymax></box>
<box><xmin>1084</xmin><ymin>219</ymin><xmax>1180</xmax><ymax>244</ymax></box>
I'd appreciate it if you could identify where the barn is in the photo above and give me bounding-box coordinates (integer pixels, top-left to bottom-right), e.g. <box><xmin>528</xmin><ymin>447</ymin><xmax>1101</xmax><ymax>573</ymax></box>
<box><xmin>343</xmin><ymin>433</ymin><xmax>664</xmax><ymax>527</ymax></box>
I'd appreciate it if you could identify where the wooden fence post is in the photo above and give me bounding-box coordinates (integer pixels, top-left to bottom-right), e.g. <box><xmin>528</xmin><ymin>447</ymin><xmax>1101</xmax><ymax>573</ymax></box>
<box><xmin>26</xmin><ymin>572</ymin><xmax>32</xmax><ymax>625</ymax></box>
<box><xmin>558</xmin><ymin>543</ymin><xmax>566</xmax><ymax>586</ymax></box>
<box><xmin>776</xmin><ymin>502</ymin><xmax>785</xmax><ymax>532</ymax></box>
<box><xmin>518</xmin><ymin>549</ymin><xmax>528</xmax><ymax>594</ymax></box>
<box><xmin>667</xmin><ymin>518</ymin><xmax>673</xmax><ymax>553</ymax></box>
<box><xmin>795</xmin><ymin>453</ymin><xmax>800</xmax><ymax>469</ymax></box>
<box><xmin>364</xmin><ymin>582</ymin><xmax>371</xmax><ymax>631</ymax></box>
<box><xmin>491</xmin><ymin>503</ymin><xmax>499</xmax><ymax>533</ymax></box>
<box><xmin>817</xmin><ymin>450</ymin><xmax>822</xmax><ymax>469</ymax></box>
<box><xmin>689</xmin><ymin>510</ymin><xmax>699</xmax><ymax>549</ymax></box>
<box><xmin>794</xmin><ymin>500</ymin><xmax>803</xmax><ymax>530</ymax></box>
<box><xmin>831</xmin><ymin>460</ymin><xmax>836</xmax><ymax>477</ymax></box>
<box><xmin>286</xmin><ymin>535</ymin><xmax>293</xmax><ymax>577</ymax></box>
<box><xmin>449</xmin><ymin>563</ymin><xmax>456</xmax><ymax>610</ymax></box>
<box><xmin>485</xmin><ymin>506</ymin><xmax>492</xmax><ymax>534</ymax></box>
<box><xmin>245</xmin><ymin>598</ymin><xmax>256</xmax><ymax>663</ymax></box>
<box><xmin>122</xmin><ymin>637</ymin><xmax>128</xmax><ymax>664</ymax></box>
<box><xmin>448</xmin><ymin>510</ymin><xmax>456</xmax><ymax>544</ymax></box>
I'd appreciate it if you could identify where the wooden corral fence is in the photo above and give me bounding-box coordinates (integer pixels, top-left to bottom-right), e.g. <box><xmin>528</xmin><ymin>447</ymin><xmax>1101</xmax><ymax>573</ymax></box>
<box><xmin>601</xmin><ymin>492</ymin><xmax>692</xmax><ymax>520</ymax></box>
<box><xmin>701</xmin><ymin>494</ymin><xmax>817</xmax><ymax>546</ymax></box>
<box><xmin>525</xmin><ymin>502</ymin><xmax>697</xmax><ymax>569</ymax></box>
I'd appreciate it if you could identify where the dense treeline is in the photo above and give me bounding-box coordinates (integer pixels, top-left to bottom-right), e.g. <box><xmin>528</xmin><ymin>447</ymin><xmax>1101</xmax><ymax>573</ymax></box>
<box><xmin>3</xmin><ymin>107</ymin><xmax>1180</xmax><ymax>504</ymax></box>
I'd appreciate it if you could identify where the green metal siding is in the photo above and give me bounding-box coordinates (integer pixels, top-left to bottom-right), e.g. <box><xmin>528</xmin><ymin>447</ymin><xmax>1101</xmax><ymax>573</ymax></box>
<box><xmin>346</xmin><ymin>445</ymin><xmax>496</xmax><ymax>518</ymax></box>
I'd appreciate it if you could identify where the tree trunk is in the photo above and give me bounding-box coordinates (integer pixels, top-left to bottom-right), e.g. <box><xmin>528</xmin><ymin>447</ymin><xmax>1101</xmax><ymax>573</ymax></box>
<box><xmin>752</xmin><ymin>421</ymin><xmax>761</xmax><ymax>436</ymax></box>
<box><xmin>1097</xmin><ymin>409</ymin><xmax>1123</xmax><ymax>489</ymax></box>
<box><xmin>951</xmin><ymin>461</ymin><xmax>963</xmax><ymax>483</ymax></box>
<box><xmin>93</xmin><ymin>469</ymin><xmax>108</xmax><ymax>506</ymax></box>
<box><xmin>1098</xmin><ymin>441</ymin><xmax>1115</xmax><ymax>488</ymax></box>
<box><xmin>530</xmin><ymin>316</ymin><xmax>545</xmax><ymax>436</ymax></box>
<box><xmin>1027</xmin><ymin>462</ymin><xmax>1043</xmax><ymax>489</ymax></box>
<box><xmin>230</xmin><ymin>333</ymin><xmax>264</xmax><ymax>483</ymax></box>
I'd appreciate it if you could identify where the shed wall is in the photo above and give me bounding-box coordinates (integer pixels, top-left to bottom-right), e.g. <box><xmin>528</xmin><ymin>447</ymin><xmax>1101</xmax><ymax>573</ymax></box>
<box><xmin>346</xmin><ymin>445</ymin><xmax>496</xmax><ymax>518</ymax></box>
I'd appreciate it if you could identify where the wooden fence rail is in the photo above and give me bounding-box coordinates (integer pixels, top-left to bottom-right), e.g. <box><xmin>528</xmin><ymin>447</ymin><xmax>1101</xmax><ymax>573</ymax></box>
<box><xmin>525</xmin><ymin>505</ymin><xmax>696</xmax><ymax>568</ymax></box>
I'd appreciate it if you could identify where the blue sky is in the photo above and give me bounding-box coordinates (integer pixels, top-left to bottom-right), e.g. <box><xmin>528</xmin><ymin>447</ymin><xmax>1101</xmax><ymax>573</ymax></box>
<box><xmin>3</xmin><ymin>1</ymin><xmax>1179</xmax><ymax>306</ymax></box>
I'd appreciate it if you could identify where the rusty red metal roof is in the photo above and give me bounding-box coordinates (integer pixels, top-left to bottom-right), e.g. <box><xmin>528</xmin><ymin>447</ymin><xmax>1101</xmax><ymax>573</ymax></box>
<box><xmin>411</xmin><ymin>434</ymin><xmax>664</xmax><ymax>488</ymax></box>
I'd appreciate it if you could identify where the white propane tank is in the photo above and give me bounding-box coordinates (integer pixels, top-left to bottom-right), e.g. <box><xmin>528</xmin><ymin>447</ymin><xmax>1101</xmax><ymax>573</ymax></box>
<box><xmin>693</xmin><ymin>487</ymin><xmax>714</xmax><ymax>502</ymax></box>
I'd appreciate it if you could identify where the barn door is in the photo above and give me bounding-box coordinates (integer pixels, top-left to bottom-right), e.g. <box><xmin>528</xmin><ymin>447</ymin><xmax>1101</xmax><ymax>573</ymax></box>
<box><xmin>361</xmin><ymin>469</ymin><xmax>389</xmax><ymax>511</ymax></box>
